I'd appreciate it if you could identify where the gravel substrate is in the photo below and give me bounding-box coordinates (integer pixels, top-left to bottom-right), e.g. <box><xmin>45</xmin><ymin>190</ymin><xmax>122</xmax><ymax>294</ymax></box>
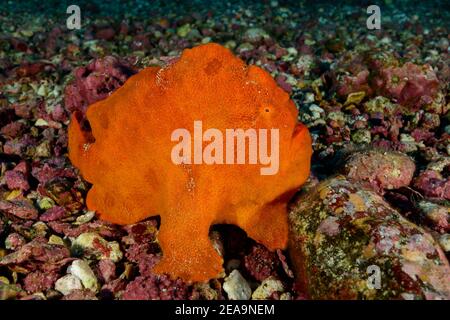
<box><xmin>0</xmin><ymin>0</ymin><xmax>449</xmax><ymax>300</ymax></box>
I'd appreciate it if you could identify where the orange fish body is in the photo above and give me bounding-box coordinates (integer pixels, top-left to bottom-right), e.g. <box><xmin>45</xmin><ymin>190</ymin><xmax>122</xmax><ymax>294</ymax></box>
<box><xmin>69</xmin><ymin>43</ymin><xmax>312</xmax><ymax>282</ymax></box>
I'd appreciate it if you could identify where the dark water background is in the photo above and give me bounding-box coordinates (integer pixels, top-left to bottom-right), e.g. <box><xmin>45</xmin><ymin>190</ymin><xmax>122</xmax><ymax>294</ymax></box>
<box><xmin>1</xmin><ymin>0</ymin><xmax>449</xmax><ymax>24</ymax></box>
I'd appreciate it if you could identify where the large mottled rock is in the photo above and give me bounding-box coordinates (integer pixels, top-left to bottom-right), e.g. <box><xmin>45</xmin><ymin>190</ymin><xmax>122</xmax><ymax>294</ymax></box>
<box><xmin>288</xmin><ymin>176</ymin><xmax>450</xmax><ymax>300</ymax></box>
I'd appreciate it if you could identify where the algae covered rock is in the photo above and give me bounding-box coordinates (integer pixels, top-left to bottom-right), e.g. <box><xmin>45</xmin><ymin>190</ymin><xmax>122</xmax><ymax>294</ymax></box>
<box><xmin>288</xmin><ymin>176</ymin><xmax>450</xmax><ymax>300</ymax></box>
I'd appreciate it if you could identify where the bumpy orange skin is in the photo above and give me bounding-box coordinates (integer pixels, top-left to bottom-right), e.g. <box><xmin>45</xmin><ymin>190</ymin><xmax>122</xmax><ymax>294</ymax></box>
<box><xmin>68</xmin><ymin>43</ymin><xmax>312</xmax><ymax>282</ymax></box>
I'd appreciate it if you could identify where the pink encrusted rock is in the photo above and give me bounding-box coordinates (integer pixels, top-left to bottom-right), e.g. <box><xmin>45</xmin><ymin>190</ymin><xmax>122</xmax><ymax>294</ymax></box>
<box><xmin>3</xmin><ymin>162</ymin><xmax>30</xmax><ymax>191</ymax></box>
<box><xmin>31</xmin><ymin>161</ymin><xmax>77</xmax><ymax>185</ymax></box>
<box><xmin>137</xmin><ymin>253</ymin><xmax>161</xmax><ymax>278</ymax></box>
<box><xmin>3</xmin><ymin>135</ymin><xmax>37</xmax><ymax>157</ymax></box>
<box><xmin>39</xmin><ymin>206</ymin><xmax>68</xmax><ymax>222</ymax></box>
<box><xmin>1</xmin><ymin>121</ymin><xmax>25</xmax><ymax>138</ymax></box>
<box><xmin>38</xmin><ymin>177</ymin><xmax>84</xmax><ymax>212</ymax></box>
<box><xmin>373</xmin><ymin>62</ymin><xmax>440</xmax><ymax>111</ymax></box>
<box><xmin>64</xmin><ymin>56</ymin><xmax>137</xmax><ymax>115</ymax></box>
<box><xmin>98</xmin><ymin>259</ymin><xmax>117</xmax><ymax>283</ymax></box>
<box><xmin>0</xmin><ymin>199</ymin><xmax>38</xmax><ymax>220</ymax></box>
<box><xmin>244</xmin><ymin>244</ymin><xmax>280</xmax><ymax>282</ymax></box>
<box><xmin>23</xmin><ymin>271</ymin><xmax>60</xmax><ymax>293</ymax></box>
<box><xmin>4</xmin><ymin>170</ymin><xmax>30</xmax><ymax>191</ymax></box>
<box><xmin>100</xmin><ymin>278</ymin><xmax>127</xmax><ymax>299</ymax></box>
<box><xmin>414</xmin><ymin>170</ymin><xmax>450</xmax><ymax>200</ymax></box>
<box><xmin>332</xmin><ymin>51</ymin><xmax>373</xmax><ymax>97</ymax></box>
<box><xmin>343</xmin><ymin>149</ymin><xmax>416</xmax><ymax>193</ymax></box>
<box><xmin>0</xmin><ymin>237</ymin><xmax>71</xmax><ymax>275</ymax></box>
<box><xmin>332</xmin><ymin>52</ymin><xmax>441</xmax><ymax>111</ymax></box>
<box><xmin>47</xmin><ymin>220</ymin><xmax>124</xmax><ymax>238</ymax></box>
<box><xmin>61</xmin><ymin>289</ymin><xmax>98</xmax><ymax>300</ymax></box>
<box><xmin>122</xmin><ymin>219</ymin><xmax>159</xmax><ymax>245</ymax></box>
<box><xmin>122</xmin><ymin>275</ymin><xmax>189</xmax><ymax>300</ymax></box>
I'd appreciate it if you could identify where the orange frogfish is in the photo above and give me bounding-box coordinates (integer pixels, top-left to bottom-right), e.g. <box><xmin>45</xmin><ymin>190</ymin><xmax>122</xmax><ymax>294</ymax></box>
<box><xmin>68</xmin><ymin>43</ymin><xmax>312</xmax><ymax>282</ymax></box>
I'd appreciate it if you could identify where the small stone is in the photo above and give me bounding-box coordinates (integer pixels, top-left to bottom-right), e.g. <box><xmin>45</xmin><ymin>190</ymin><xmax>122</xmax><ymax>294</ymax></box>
<box><xmin>363</xmin><ymin>96</ymin><xmax>400</xmax><ymax>116</ymax></box>
<box><xmin>327</xmin><ymin>111</ymin><xmax>346</xmax><ymax>127</ymax></box>
<box><xmin>193</xmin><ymin>283</ymin><xmax>219</xmax><ymax>300</ymax></box>
<box><xmin>251</xmin><ymin>277</ymin><xmax>284</xmax><ymax>300</ymax></box>
<box><xmin>414</xmin><ymin>170</ymin><xmax>450</xmax><ymax>200</ymax></box>
<box><xmin>438</xmin><ymin>234</ymin><xmax>450</xmax><ymax>252</ymax></box>
<box><xmin>0</xmin><ymin>200</ymin><xmax>38</xmax><ymax>220</ymax></box>
<box><xmin>304</xmin><ymin>93</ymin><xmax>315</xmax><ymax>104</ymax></box>
<box><xmin>351</xmin><ymin>129</ymin><xmax>371</xmax><ymax>144</ymax></box>
<box><xmin>98</xmin><ymin>259</ymin><xmax>116</xmax><ymax>283</ymax></box>
<box><xmin>224</xmin><ymin>40</ymin><xmax>237</xmax><ymax>49</ymax></box>
<box><xmin>36</xmin><ymin>85</ymin><xmax>47</xmax><ymax>97</ymax></box>
<box><xmin>40</xmin><ymin>206</ymin><xmax>67</xmax><ymax>222</ymax></box>
<box><xmin>344</xmin><ymin>91</ymin><xmax>365</xmax><ymax>106</ymax></box>
<box><xmin>236</xmin><ymin>42</ymin><xmax>254</xmax><ymax>53</ymax></box>
<box><xmin>223</xmin><ymin>270</ymin><xmax>252</xmax><ymax>300</ymax></box>
<box><xmin>35</xmin><ymin>140</ymin><xmax>51</xmax><ymax>158</ymax></box>
<box><xmin>5</xmin><ymin>190</ymin><xmax>22</xmax><ymax>201</ymax></box>
<box><xmin>72</xmin><ymin>232</ymin><xmax>123</xmax><ymax>262</ymax></box>
<box><xmin>48</xmin><ymin>235</ymin><xmax>65</xmax><ymax>246</ymax></box>
<box><xmin>242</xmin><ymin>28</ymin><xmax>269</xmax><ymax>43</ymax></box>
<box><xmin>74</xmin><ymin>211</ymin><xmax>95</xmax><ymax>225</ymax></box>
<box><xmin>400</xmin><ymin>134</ymin><xmax>419</xmax><ymax>152</ymax></box>
<box><xmin>37</xmin><ymin>197</ymin><xmax>56</xmax><ymax>210</ymax></box>
<box><xmin>32</xmin><ymin>221</ymin><xmax>48</xmax><ymax>238</ymax></box>
<box><xmin>68</xmin><ymin>259</ymin><xmax>99</xmax><ymax>292</ymax></box>
<box><xmin>34</xmin><ymin>118</ymin><xmax>49</xmax><ymax>127</ymax></box>
<box><xmin>4</xmin><ymin>170</ymin><xmax>29</xmax><ymax>191</ymax></box>
<box><xmin>4</xmin><ymin>233</ymin><xmax>26</xmax><ymax>250</ymax></box>
<box><xmin>177</xmin><ymin>24</ymin><xmax>191</xmax><ymax>38</ymax></box>
<box><xmin>307</xmin><ymin>105</ymin><xmax>325</xmax><ymax>124</ymax></box>
<box><xmin>280</xmin><ymin>292</ymin><xmax>292</xmax><ymax>300</ymax></box>
<box><xmin>55</xmin><ymin>274</ymin><xmax>83</xmax><ymax>295</ymax></box>
<box><xmin>427</xmin><ymin>158</ymin><xmax>450</xmax><ymax>172</ymax></box>
<box><xmin>201</xmin><ymin>37</ymin><xmax>211</xmax><ymax>44</ymax></box>
<box><xmin>61</xmin><ymin>289</ymin><xmax>98</xmax><ymax>300</ymax></box>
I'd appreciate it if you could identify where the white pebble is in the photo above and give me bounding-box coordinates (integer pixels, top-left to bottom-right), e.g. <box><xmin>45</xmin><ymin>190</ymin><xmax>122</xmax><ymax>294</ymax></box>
<box><xmin>68</xmin><ymin>259</ymin><xmax>99</xmax><ymax>292</ymax></box>
<box><xmin>252</xmin><ymin>277</ymin><xmax>284</xmax><ymax>300</ymax></box>
<box><xmin>55</xmin><ymin>274</ymin><xmax>83</xmax><ymax>295</ymax></box>
<box><xmin>223</xmin><ymin>270</ymin><xmax>252</xmax><ymax>300</ymax></box>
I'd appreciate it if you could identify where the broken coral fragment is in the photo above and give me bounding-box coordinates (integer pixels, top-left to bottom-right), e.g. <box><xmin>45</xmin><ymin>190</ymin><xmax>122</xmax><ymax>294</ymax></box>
<box><xmin>68</xmin><ymin>43</ymin><xmax>312</xmax><ymax>282</ymax></box>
